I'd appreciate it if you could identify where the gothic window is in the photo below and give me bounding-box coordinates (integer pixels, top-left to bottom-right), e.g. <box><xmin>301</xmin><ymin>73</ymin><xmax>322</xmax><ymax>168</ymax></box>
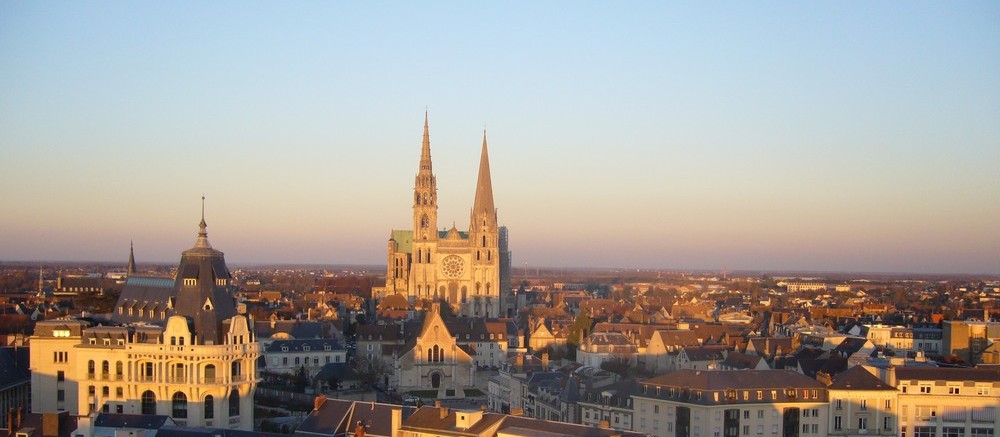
<box><xmin>482</xmin><ymin>236</ymin><xmax>487</xmax><ymax>247</ymax></box>
<box><xmin>427</xmin><ymin>348</ymin><xmax>432</xmax><ymax>362</ymax></box>
<box><xmin>420</xmin><ymin>215</ymin><xmax>429</xmax><ymax>229</ymax></box>
<box><xmin>433</xmin><ymin>345</ymin><xmax>440</xmax><ymax>362</ymax></box>
<box><xmin>415</xmin><ymin>193</ymin><xmax>420</xmax><ymax>203</ymax></box>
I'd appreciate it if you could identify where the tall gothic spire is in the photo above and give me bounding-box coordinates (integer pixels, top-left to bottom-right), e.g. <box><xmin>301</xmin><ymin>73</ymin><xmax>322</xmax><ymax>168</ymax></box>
<box><xmin>419</xmin><ymin>111</ymin><xmax>432</xmax><ymax>172</ymax></box>
<box><xmin>472</xmin><ymin>130</ymin><xmax>496</xmax><ymax>219</ymax></box>
<box><xmin>127</xmin><ymin>241</ymin><xmax>136</xmax><ymax>275</ymax></box>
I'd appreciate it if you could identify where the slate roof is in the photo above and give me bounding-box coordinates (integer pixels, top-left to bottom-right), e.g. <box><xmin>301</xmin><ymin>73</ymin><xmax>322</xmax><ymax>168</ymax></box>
<box><xmin>895</xmin><ymin>366</ymin><xmax>1000</xmax><ymax>383</ymax></box>
<box><xmin>0</xmin><ymin>347</ymin><xmax>29</xmax><ymax>390</ymax></box>
<box><xmin>157</xmin><ymin>426</ymin><xmax>284</xmax><ymax>437</ymax></box>
<box><xmin>828</xmin><ymin>366</ymin><xmax>895</xmax><ymax>391</ymax></box>
<box><xmin>638</xmin><ymin>369</ymin><xmax>827</xmax><ymax>405</ymax></box>
<box><xmin>93</xmin><ymin>413</ymin><xmax>173</xmax><ymax>429</ymax></box>
<box><xmin>721</xmin><ymin>351</ymin><xmax>763</xmax><ymax>370</ymax></box>
<box><xmin>264</xmin><ymin>338</ymin><xmax>344</xmax><ymax>353</ymax></box>
<box><xmin>296</xmin><ymin>398</ymin><xmax>415</xmax><ymax>437</ymax></box>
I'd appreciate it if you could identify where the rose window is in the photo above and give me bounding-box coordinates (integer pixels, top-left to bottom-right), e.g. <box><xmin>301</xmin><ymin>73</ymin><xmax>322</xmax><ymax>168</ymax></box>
<box><xmin>441</xmin><ymin>255</ymin><xmax>465</xmax><ymax>279</ymax></box>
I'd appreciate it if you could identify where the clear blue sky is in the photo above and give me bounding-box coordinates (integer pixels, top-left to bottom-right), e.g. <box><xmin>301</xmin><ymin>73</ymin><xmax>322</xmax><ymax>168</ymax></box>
<box><xmin>1</xmin><ymin>2</ymin><xmax>998</xmax><ymax>274</ymax></box>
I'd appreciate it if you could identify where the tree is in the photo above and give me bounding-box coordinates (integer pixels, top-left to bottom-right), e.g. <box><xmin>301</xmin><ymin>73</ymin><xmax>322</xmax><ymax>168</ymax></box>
<box><xmin>354</xmin><ymin>354</ymin><xmax>391</xmax><ymax>388</ymax></box>
<box><xmin>293</xmin><ymin>365</ymin><xmax>309</xmax><ymax>393</ymax></box>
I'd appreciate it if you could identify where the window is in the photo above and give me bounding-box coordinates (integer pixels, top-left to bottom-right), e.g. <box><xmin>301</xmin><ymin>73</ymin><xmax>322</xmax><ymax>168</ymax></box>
<box><xmin>57</xmin><ymin>371</ymin><xmax>65</xmax><ymax>382</ymax></box>
<box><xmin>861</xmin><ymin>399</ymin><xmax>868</xmax><ymax>410</ymax></box>
<box><xmin>835</xmin><ymin>399</ymin><xmax>842</xmax><ymax>410</ymax></box>
<box><xmin>204</xmin><ymin>395</ymin><xmax>214</xmax><ymax>419</ymax></box>
<box><xmin>915</xmin><ymin>427</ymin><xmax>936</xmax><ymax>437</ymax></box>
<box><xmin>102</xmin><ymin>386</ymin><xmax>109</xmax><ymax>397</ymax></box>
<box><xmin>172</xmin><ymin>392</ymin><xmax>188</xmax><ymax>419</ymax></box>
<box><xmin>141</xmin><ymin>391</ymin><xmax>156</xmax><ymax>415</ymax></box>
<box><xmin>811</xmin><ymin>424</ymin><xmax>818</xmax><ymax>434</ymax></box>
<box><xmin>916</xmin><ymin>406</ymin><xmax>938</xmax><ymax>421</ymax></box>
<box><xmin>654</xmin><ymin>405</ymin><xmax>659</xmax><ymax>414</ymax></box>
<box><xmin>976</xmin><ymin>387</ymin><xmax>990</xmax><ymax>396</ymax></box>
<box><xmin>949</xmin><ymin>387</ymin><xmax>961</xmax><ymax>395</ymax></box>
<box><xmin>942</xmin><ymin>426</ymin><xmax>966</xmax><ymax>437</ymax></box>
<box><xmin>834</xmin><ymin>416</ymin><xmax>842</xmax><ymax>431</ymax></box>
<box><xmin>919</xmin><ymin>385</ymin><xmax>932</xmax><ymax>394</ymax></box>
<box><xmin>970</xmin><ymin>429</ymin><xmax>994</xmax><ymax>437</ymax></box>
<box><xmin>885</xmin><ymin>400</ymin><xmax>892</xmax><ymax>409</ymax></box>
<box><xmin>116</xmin><ymin>387</ymin><xmax>123</xmax><ymax>398</ymax></box>
<box><xmin>858</xmin><ymin>417</ymin><xmax>868</xmax><ymax>431</ymax></box>
<box><xmin>57</xmin><ymin>389</ymin><xmax>65</xmax><ymax>402</ymax></box>
<box><xmin>229</xmin><ymin>389</ymin><xmax>240</xmax><ymax>417</ymax></box>
<box><xmin>758</xmin><ymin>410</ymin><xmax>764</xmax><ymax>419</ymax></box>
<box><xmin>884</xmin><ymin>417</ymin><xmax>892</xmax><ymax>430</ymax></box>
<box><xmin>744</xmin><ymin>410</ymin><xmax>750</xmax><ymax>419</ymax></box>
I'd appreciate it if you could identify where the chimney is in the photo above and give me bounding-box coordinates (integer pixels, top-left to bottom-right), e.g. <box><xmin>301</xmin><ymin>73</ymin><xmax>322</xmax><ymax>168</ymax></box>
<box><xmin>16</xmin><ymin>406</ymin><xmax>21</xmax><ymax>428</ymax></box>
<box><xmin>7</xmin><ymin>408</ymin><xmax>14</xmax><ymax>432</ymax></box>
<box><xmin>541</xmin><ymin>352</ymin><xmax>549</xmax><ymax>368</ymax></box>
<box><xmin>314</xmin><ymin>395</ymin><xmax>327</xmax><ymax>411</ymax></box>
<box><xmin>434</xmin><ymin>400</ymin><xmax>442</xmax><ymax>408</ymax></box>
<box><xmin>439</xmin><ymin>407</ymin><xmax>449</xmax><ymax>419</ymax></box>
<box><xmin>481</xmin><ymin>404</ymin><xmax>488</xmax><ymax>412</ymax></box>
<box><xmin>509</xmin><ymin>408</ymin><xmax>523</xmax><ymax>417</ymax></box>
<box><xmin>390</xmin><ymin>407</ymin><xmax>402</xmax><ymax>437</ymax></box>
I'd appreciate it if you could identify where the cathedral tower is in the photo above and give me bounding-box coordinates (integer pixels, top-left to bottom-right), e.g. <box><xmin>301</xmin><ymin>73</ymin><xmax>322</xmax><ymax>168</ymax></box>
<box><xmin>410</xmin><ymin>112</ymin><xmax>439</xmax><ymax>300</ymax></box>
<box><xmin>468</xmin><ymin>132</ymin><xmax>500</xmax><ymax>316</ymax></box>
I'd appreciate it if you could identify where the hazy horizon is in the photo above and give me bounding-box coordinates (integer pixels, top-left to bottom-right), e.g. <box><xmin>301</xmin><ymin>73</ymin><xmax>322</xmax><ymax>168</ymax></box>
<box><xmin>2</xmin><ymin>2</ymin><xmax>998</xmax><ymax>274</ymax></box>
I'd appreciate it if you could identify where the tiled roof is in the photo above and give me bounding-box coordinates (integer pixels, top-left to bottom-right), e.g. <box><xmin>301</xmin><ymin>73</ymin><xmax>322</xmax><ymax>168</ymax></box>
<box><xmin>828</xmin><ymin>366</ymin><xmax>895</xmax><ymax>391</ymax></box>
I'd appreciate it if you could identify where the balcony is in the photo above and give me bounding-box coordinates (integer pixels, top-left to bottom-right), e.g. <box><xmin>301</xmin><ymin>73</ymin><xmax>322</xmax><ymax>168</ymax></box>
<box><xmin>830</xmin><ymin>429</ymin><xmax>895</xmax><ymax>436</ymax></box>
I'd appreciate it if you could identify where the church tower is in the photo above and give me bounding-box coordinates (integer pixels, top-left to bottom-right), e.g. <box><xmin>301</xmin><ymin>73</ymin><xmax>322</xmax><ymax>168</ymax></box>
<box><xmin>410</xmin><ymin>112</ymin><xmax>439</xmax><ymax>300</ymax></box>
<box><xmin>468</xmin><ymin>132</ymin><xmax>500</xmax><ymax>317</ymax></box>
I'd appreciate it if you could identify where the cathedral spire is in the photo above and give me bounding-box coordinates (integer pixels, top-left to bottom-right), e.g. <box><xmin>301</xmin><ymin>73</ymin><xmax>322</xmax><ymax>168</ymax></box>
<box><xmin>419</xmin><ymin>111</ymin><xmax>432</xmax><ymax>172</ymax></box>
<box><xmin>472</xmin><ymin>130</ymin><xmax>496</xmax><ymax>220</ymax></box>
<box><xmin>127</xmin><ymin>240</ymin><xmax>136</xmax><ymax>275</ymax></box>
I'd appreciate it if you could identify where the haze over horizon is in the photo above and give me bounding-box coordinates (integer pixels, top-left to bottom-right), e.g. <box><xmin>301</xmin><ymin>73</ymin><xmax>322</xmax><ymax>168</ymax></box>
<box><xmin>2</xmin><ymin>3</ymin><xmax>998</xmax><ymax>275</ymax></box>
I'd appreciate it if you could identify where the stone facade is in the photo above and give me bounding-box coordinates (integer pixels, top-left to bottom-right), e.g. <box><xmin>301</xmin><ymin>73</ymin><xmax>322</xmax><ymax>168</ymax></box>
<box><xmin>385</xmin><ymin>114</ymin><xmax>503</xmax><ymax>318</ymax></box>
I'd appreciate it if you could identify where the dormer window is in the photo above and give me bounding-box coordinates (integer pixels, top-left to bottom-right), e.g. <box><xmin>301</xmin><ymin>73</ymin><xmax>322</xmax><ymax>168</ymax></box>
<box><xmin>304</xmin><ymin>345</ymin><xmax>311</xmax><ymax>352</ymax></box>
<box><xmin>281</xmin><ymin>346</ymin><xmax>288</xmax><ymax>352</ymax></box>
<box><xmin>324</xmin><ymin>345</ymin><xmax>332</xmax><ymax>351</ymax></box>
<box><xmin>203</xmin><ymin>298</ymin><xmax>214</xmax><ymax>311</ymax></box>
<box><xmin>216</xmin><ymin>278</ymin><xmax>227</xmax><ymax>286</ymax></box>
<box><xmin>184</xmin><ymin>278</ymin><xmax>197</xmax><ymax>286</ymax></box>
<box><xmin>53</xmin><ymin>329</ymin><xmax>70</xmax><ymax>338</ymax></box>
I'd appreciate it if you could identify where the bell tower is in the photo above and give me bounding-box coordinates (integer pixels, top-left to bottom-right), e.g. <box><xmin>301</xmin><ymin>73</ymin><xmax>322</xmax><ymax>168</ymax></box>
<box><xmin>411</xmin><ymin>112</ymin><xmax>439</xmax><ymax>300</ymax></box>
<box><xmin>468</xmin><ymin>131</ymin><xmax>500</xmax><ymax>317</ymax></box>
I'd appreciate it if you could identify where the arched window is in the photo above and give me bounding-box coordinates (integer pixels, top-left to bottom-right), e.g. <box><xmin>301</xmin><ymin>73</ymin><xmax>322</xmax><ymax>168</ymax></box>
<box><xmin>101</xmin><ymin>361</ymin><xmax>109</xmax><ymax>377</ymax></box>
<box><xmin>417</xmin><ymin>249</ymin><xmax>422</xmax><ymax>263</ymax></box>
<box><xmin>482</xmin><ymin>235</ymin><xmax>486</xmax><ymax>247</ymax></box>
<box><xmin>88</xmin><ymin>360</ymin><xmax>95</xmax><ymax>377</ymax></box>
<box><xmin>205</xmin><ymin>364</ymin><xmax>216</xmax><ymax>383</ymax></box>
<box><xmin>141</xmin><ymin>390</ymin><xmax>156</xmax><ymax>415</ymax></box>
<box><xmin>231</xmin><ymin>361</ymin><xmax>241</xmax><ymax>379</ymax></box>
<box><xmin>228</xmin><ymin>389</ymin><xmax>240</xmax><ymax>417</ymax></box>
<box><xmin>427</xmin><ymin>348</ymin><xmax>432</xmax><ymax>362</ymax></box>
<box><xmin>115</xmin><ymin>361</ymin><xmax>123</xmax><ymax>379</ymax></box>
<box><xmin>433</xmin><ymin>345</ymin><xmax>440</xmax><ymax>362</ymax></box>
<box><xmin>172</xmin><ymin>392</ymin><xmax>187</xmax><ymax>419</ymax></box>
<box><xmin>204</xmin><ymin>395</ymin><xmax>214</xmax><ymax>419</ymax></box>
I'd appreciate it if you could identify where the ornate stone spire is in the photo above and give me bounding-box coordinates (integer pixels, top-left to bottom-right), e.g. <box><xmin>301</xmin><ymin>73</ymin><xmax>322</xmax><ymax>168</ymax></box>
<box><xmin>194</xmin><ymin>195</ymin><xmax>212</xmax><ymax>249</ymax></box>
<box><xmin>127</xmin><ymin>241</ymin><xmax>136</xmax><ymax>275</ymax></box>
<box><xmin>419</xmin><ymin>110</ymin><xmax>432</xmax><ymax>172</ymax></box>
<box><xmin>472</xmin><ymin>130</ymin><xmax>496</xmax><ymax>220</ymax></box>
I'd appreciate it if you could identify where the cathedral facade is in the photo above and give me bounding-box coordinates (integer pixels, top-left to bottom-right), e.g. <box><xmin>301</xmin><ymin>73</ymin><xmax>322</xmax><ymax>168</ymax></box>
<box><xmin>385</xmin><ymin>114</ymin><xmax>503</xmax><ymax>318</ymax></box>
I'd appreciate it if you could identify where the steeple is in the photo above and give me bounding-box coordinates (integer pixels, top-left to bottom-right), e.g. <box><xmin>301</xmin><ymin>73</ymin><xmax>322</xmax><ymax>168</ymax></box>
<box><xmin>419</xmin><ymin>110</ymin><xmax>432</xmax><ymax>172</ymax></box>
<box><xmin>471</xmin><ymin>130</ymin><xmax>496</xmax><ymax>222</ymax></box>
<box><xmin>127</xmin><ymin>241</ymin><xmax>136</xmax><ymax>275</ymax></box>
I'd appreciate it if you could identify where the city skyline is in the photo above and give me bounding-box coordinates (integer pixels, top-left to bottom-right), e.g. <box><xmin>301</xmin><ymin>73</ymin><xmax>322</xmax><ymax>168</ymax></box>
<box><xmin>1</xmin><ymin>3</ymin><xmax>998</xmax><ymax>274</ymax></box>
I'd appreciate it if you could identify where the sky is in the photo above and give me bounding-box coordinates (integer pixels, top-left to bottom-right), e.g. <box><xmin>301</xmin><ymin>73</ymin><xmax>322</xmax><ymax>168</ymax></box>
<box><xmin>1</xmin><ymin>2</ymin><xmax>998</xmax><ymax>274</ymax></box>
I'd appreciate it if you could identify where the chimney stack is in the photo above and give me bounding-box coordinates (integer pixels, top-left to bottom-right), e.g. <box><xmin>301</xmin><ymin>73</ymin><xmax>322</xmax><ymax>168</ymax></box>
<box><xmin>314</xmin><ymin>395</ymin><xmax>327</xmax><ymax>411</ymax></box>
<box><xmin>435</xmin><ymin>400</ymin><xmax>442</xmax><ymax>408</ymax></box>
<box><xmin>439</xmin><ymin>407</ymin><xmax>449</xmax><ymax>419</ymax></box>
<box><xmin>541</xmin><ymin>352</ymin><xmax>549</xmax><ymax>368</ymax></box>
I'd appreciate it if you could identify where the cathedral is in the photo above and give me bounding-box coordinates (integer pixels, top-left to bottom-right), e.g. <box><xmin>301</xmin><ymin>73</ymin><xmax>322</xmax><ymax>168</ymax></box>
<box><xmin>384</xmin><ymin>114</ymin><xmax>507</xmax><ymax>318</ymax></box>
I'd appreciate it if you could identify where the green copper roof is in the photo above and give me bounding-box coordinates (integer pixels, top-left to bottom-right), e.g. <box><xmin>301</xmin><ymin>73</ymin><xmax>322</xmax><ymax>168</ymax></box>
<box><xmin>391</xmin><ymin>230</ymin><xmax>413</xmax><ymax>253</ymax></box>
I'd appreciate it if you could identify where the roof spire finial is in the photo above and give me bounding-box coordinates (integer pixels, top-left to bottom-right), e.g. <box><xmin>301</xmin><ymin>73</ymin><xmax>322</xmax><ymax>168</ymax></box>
<box><xmin>195</xmin><ymin>195</ymin><xmax>212</xmax><ymax>248</ymax></box>
<box><xmin>127</xmin><ymin>240</ymin><xmax>136</xmax><ymax>275</ymax></box>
